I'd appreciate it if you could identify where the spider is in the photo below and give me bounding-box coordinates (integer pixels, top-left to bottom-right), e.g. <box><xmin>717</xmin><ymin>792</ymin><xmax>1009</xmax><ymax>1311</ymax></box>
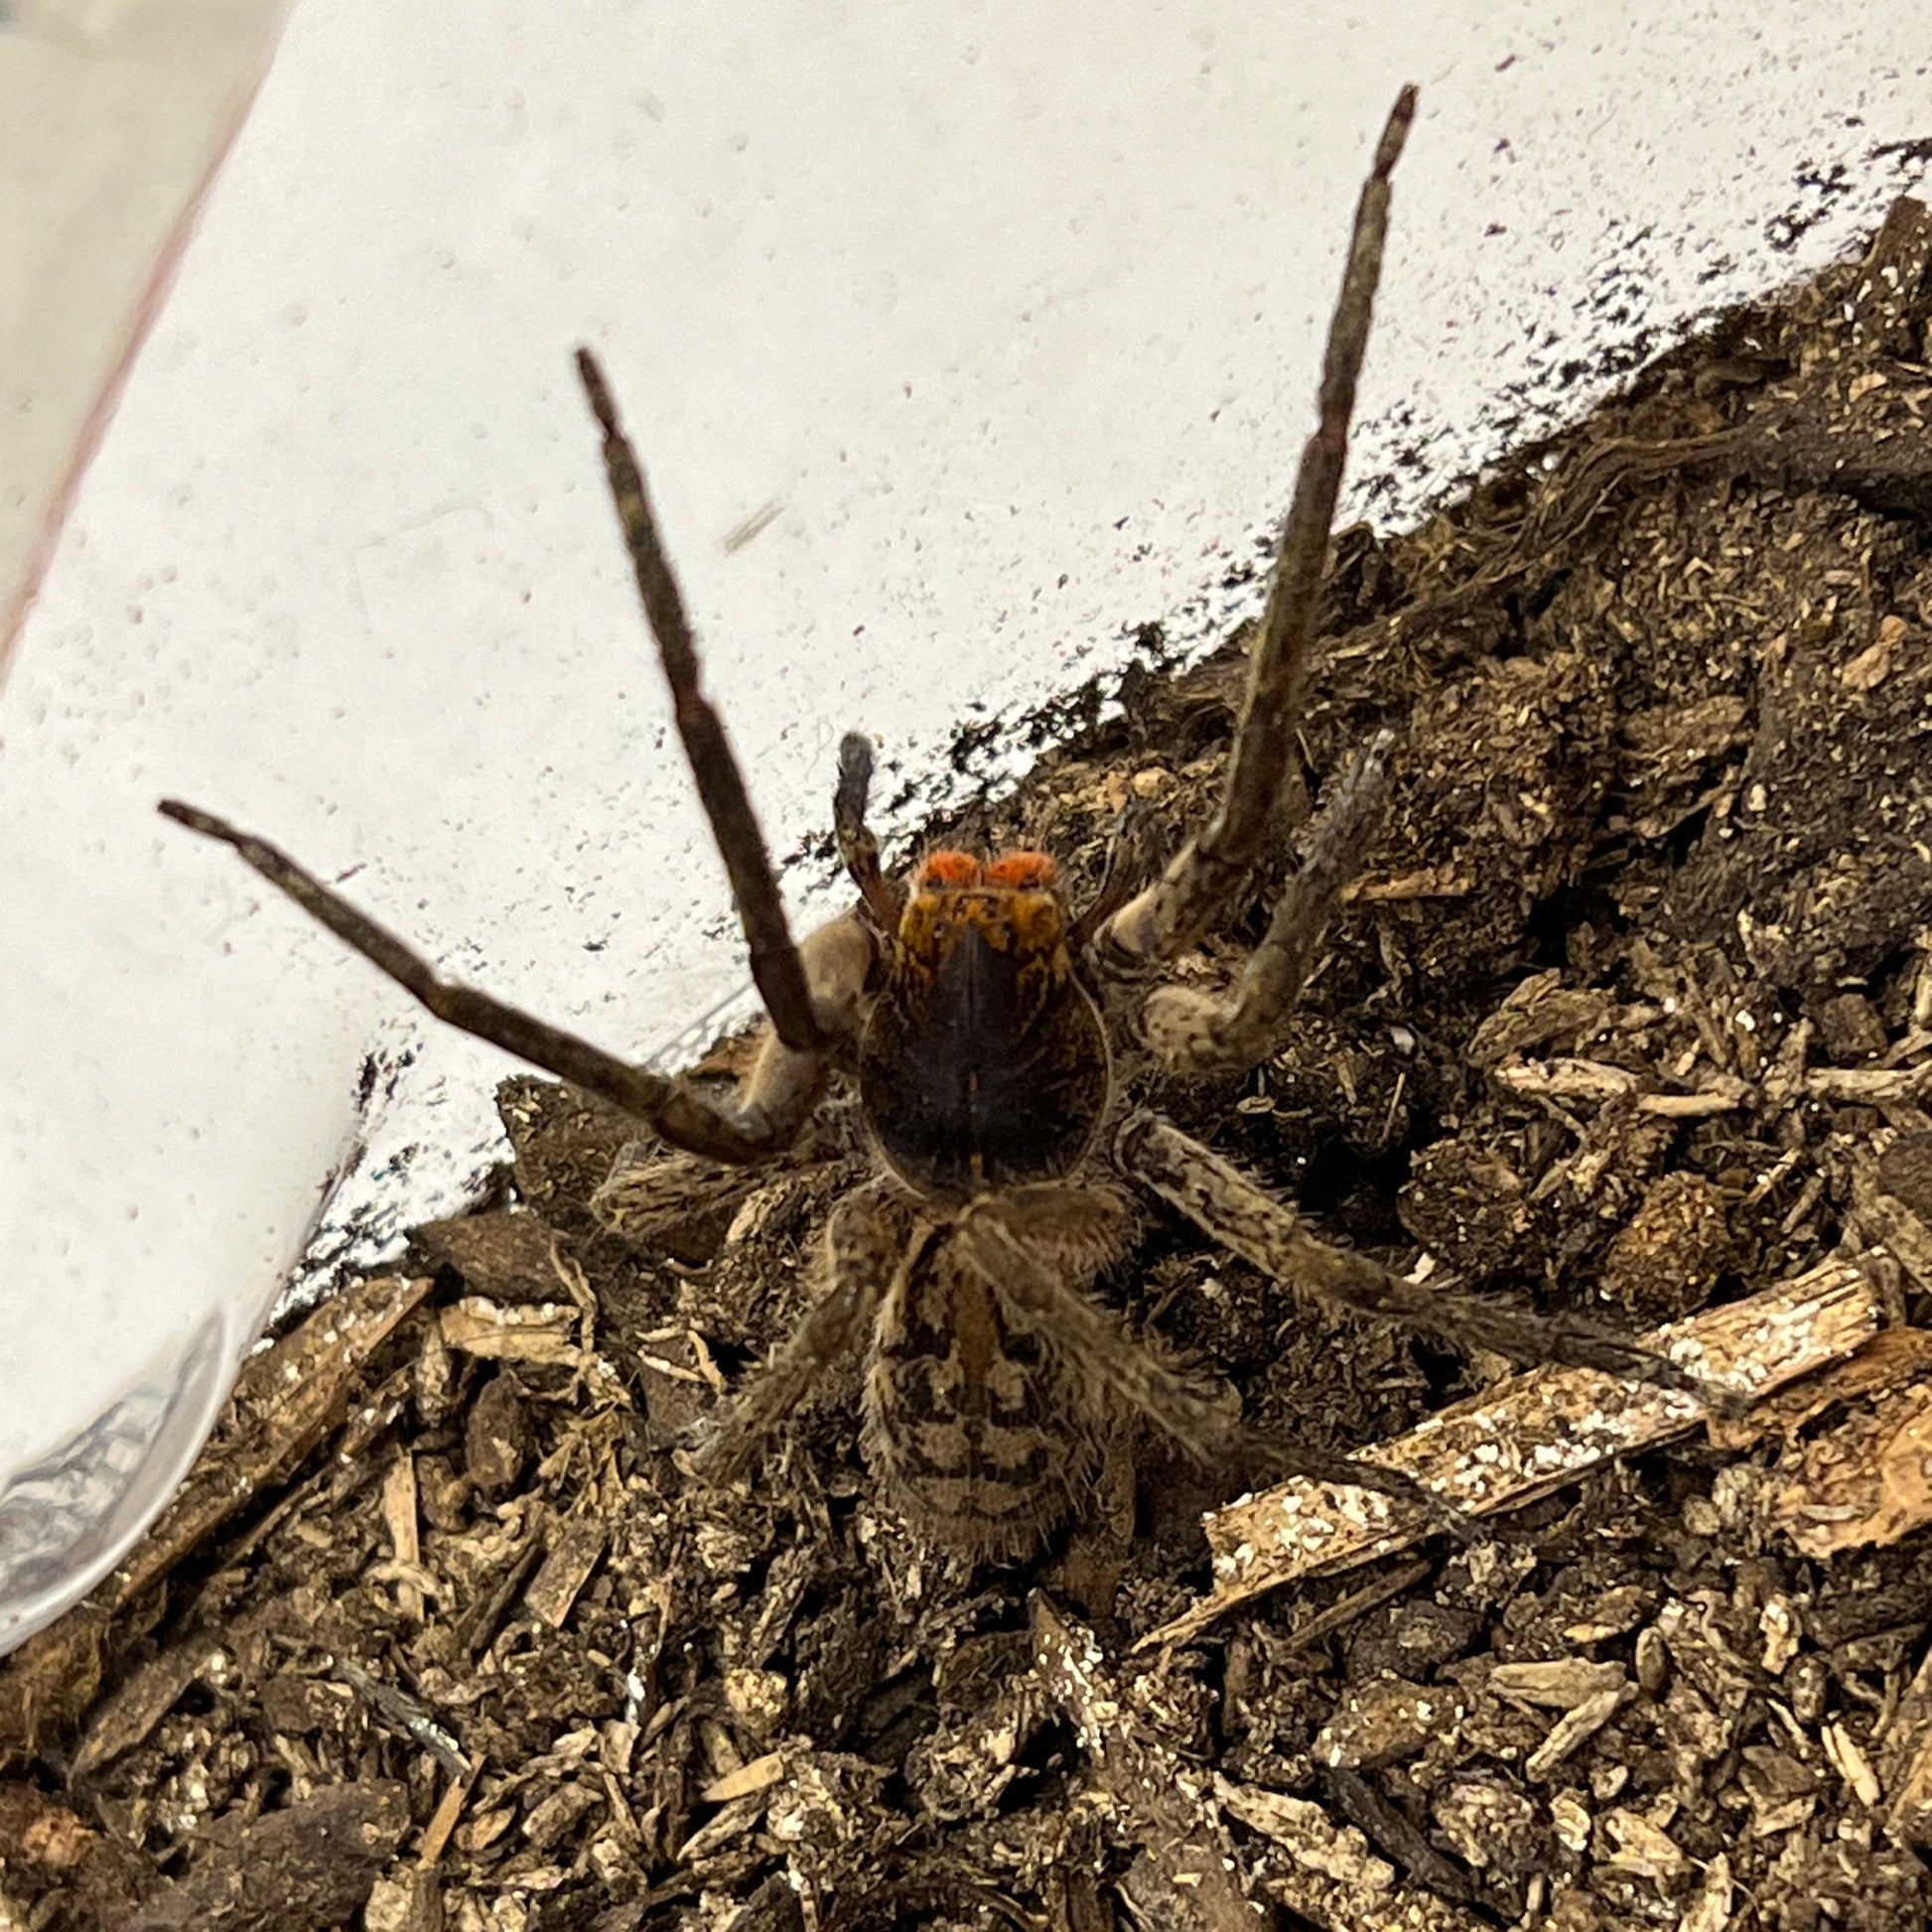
<box><xmin>162</xmin><ymin>88</ymin><xmax>1709</xmax><ymax>1563</ymax></box>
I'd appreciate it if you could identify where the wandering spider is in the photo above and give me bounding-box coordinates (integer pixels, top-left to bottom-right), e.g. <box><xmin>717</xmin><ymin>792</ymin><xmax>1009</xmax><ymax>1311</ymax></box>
<box><xmin>163</xmin><ymin>88</ymin><xmax>1708</xmax><ymax>1563</ymax></box>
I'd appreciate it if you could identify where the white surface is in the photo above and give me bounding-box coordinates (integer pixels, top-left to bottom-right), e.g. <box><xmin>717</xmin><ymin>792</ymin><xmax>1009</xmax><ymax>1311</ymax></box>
<box><xmin>2</xmin><ymin>1</ymin><xmax>1928</xmax><ymax>1597</ymax></box>
<box><xmin>0</xmin><ymin>0</ymin><xmax>289</xmax><ymax>663</ymax></box>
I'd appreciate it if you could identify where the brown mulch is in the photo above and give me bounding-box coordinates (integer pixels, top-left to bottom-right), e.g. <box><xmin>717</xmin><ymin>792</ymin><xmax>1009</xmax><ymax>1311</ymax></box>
<box><xmin>7</xmin><ymin>201</ymin><xmax>1932</xmax><ymax>1932</ymax></box>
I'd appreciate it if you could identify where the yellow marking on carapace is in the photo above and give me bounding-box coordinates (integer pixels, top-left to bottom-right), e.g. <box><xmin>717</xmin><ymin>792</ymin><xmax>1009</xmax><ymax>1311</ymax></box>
<box><xmin>897</xmin><ymin>887</ymin><xmax>1069</xmax><ymax>966</ymax></box>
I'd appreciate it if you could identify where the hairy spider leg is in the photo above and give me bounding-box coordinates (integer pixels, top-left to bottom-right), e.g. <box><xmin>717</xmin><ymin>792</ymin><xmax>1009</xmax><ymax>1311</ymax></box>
<box><xmin>1117</xmin><ymin>1111</ymin><xmax>1740</xmax><ymax>1411</ymax></box>
<box><xmin>953</xmin><ymin>1199</ymin><xmax>1476</xmax><ymax>1542</ymax></box>
<box><xmin>158</xmin><ymin>356</ymin><xmax>894</xmax><ymax>1167</ymax></box>
<box><xmin>1098</xmin><ymin>86</ymin><xmax>1415</xmax><ymax>977</ymax></box>
<box><xmin>688</xmin><ymin>1185</ymin><xmax>909</xmax><ymax>1482</ymax></box>
<box><xmin>156</xmin><ymin>800</ymin><xmax>868</xmax><ymax>1165</ymax></box>
<box><xmin>576</xmin><ymin>348</ymin><xmax>839</xmax><ymax>1058</ymax></box>
<box><xmin>1140</xmin><ymin>729</ymin><xmax>1395</xmax><ymax>1072</ymax></box>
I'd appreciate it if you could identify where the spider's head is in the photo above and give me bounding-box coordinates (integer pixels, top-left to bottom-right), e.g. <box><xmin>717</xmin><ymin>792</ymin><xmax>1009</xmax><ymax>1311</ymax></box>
<box><xmin>895</xmin><ymin>849</ymin><xmax>1070</xmax><ymax>973</ymax></box>
<box><xmin>861</xmin><ymin>846</ymin><xmax>1110</xmax><ymax>1198</ymax></box>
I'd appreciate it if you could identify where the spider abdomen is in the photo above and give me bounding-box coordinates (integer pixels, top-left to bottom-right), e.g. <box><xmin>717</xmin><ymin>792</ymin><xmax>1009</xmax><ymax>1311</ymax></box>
<box><xmin>863</xmin><ymin>1222</ymin><xmax>1099</xmax><ymax>1563</ymax></box>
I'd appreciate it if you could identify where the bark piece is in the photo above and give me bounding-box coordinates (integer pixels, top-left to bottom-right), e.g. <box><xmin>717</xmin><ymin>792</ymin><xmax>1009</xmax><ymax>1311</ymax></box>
<box><xmin>1146</xmin><ymin>1260</ymin><xmax>1878</xmax><ymax>1646</ymax></box>
<box><xmin>1708</xmin><ymin>1322</ymin><xmax>1932</xmax><ymax>1451</ymax></box>
<box><xmin>1488</xmin><ymin>1661</ymin><xmax>1627</xmax><ymax>1711</ymax></box>
<box><xmin>1312</xmin><ymin>1678</ymin><xmax>1459</xmax><ymax>1771</ymax></box>
<box><xmin>525</xmin><ymin>1517</ymin><xmax>609</xmax><ymax>1630</ymax></box>
<box><xmin>1032</xmin><ymin>1596</ymin><xmax>1258</xmax><ymax>1932</ymax></box>
<box><xmin>382</xmin><ymin>1454</ymin><xmax>424</xmax><ymax>1620</ymax></box>
<box><xmin>123</xmin><ymin>1781</ymin><xmax>408</xmax><ymax>1932</ymax></box>
<box><xmin>464</xmin><ymin>1371</ymin><xmax>532</xmax><ymax>1496</ymax></box>
<box><xmin>413</xmin><ymin>1209</ymin><xmax>572</xmax><ymax>1305</ymax></box>
<box><xmin>0</xmin><ymin>1781</ymin><xmax>93</xmax><ymax>1876</ymax></box>
<box><xmin>440</xmin><ymin>1297</ymin><xmax>585</xmax><ymax>1367</ymax></box>
<box><xmin>1764</xmin><ymin>1374</ymin><xmax>1932</xmax><ymax>1557</ymax></box>
<box><xmin>69</xmin><ymin>1632</ymin><xmax>224</xmax><ymax>1779</ymax></box>
<box><xmin>113</xmin><ymin>1275</ymin><xmax>432</xmax><ymax>1609</ymax></box>
<box><xmin>1212</xmin><ymin>1777</ymin><xmax>1487</xmax><ymax>1931</ymax></box>
<box><xmin>1885</xmin><ymin>1644</ymin><xmax>1932</xmax><ymax>1845</ymax></box>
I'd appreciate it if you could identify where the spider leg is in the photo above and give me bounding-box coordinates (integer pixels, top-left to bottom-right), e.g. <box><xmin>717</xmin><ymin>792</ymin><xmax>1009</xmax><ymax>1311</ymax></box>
<box><xmin>1141</xmin><ymin>729</ymin><xmax>1394</xmax><ymax>1071</ymax></box>
<box><xmin>833</xmin><ymin>732</ymin><xmax>903</xmax><ymax>930</ymax></box>
<box><xmin>577</xmin><ymin>347</ymin><xmax>823</xmax><ymax>1052</ymax></box>
<box><xmin>157</xmin><ymin>802</ymin><xmax>865</xmax><ymax>1165</ymax></box>
<box><xmin>687</xmin><ymin>1186</ymin><xmax>907</xmax><ymax>1483</ymax></box>
<box><xmin>164</xmin><ymin>354</ymin><xmax>887</xmax><ymax>1164</ymax></box>
<box><xmin>1097</xmin><ymin>86</ymin><xmax>1415</xmax><ymax>969</ymax></box>
<box><xmin>1117</xmin><ymin>1111</ymin><xmax>1736</xmax><ymax>1410</ymax></box>
<box><xmin>952</xmin><ymin>1196</ymin><xmax>1474</xmax><ymax>1541</ymax></box>
<box><xmin>1068</xmin><ymin>795</ymin><xmax>1165</xmax><ymax>959</ymax></box>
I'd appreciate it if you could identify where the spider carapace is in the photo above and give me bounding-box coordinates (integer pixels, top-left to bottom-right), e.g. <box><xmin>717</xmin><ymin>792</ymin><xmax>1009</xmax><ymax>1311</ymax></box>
<box><xmin>863</xmin><ymin>848</ymin><xmax>1109</xmax><ymax>1200</ymax></box>
<box><xmin>161</xmin><ymin>86</ymin><xmax>1716</xmax><ymax>1565</ymax></box>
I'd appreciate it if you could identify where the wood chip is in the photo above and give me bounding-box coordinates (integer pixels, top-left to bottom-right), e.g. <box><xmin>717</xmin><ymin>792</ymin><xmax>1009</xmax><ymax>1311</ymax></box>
<box><xmin>1636</xmin><ymin>1077</ymin><xmax>1752</xmax><ymax>1118</ymax></box>
<box><xmin>1525</xmin><ymin>1686</ymin><xmax>1634</xmax><ymax>1780</ymax></box>
<box><xmin>69</xmin><ymin>1632</ymin><xmax>224</xmax><ymax>1780</ymax></box>
<box><xmin>676</xmin><ymin>1791</ymin><xmax>767</xmax><ymax>1864</ymax></box>
<box><xmin>362</xmin><ymin>1869</ymin><xmax>443</xmax><ymax>1932</ymax></box>
<box><xmin>1343</xmin><ymin>863</ymin><xmax>1470</xmax><ymax>902</ymax></box>
<box><xmin>1841</xmin><ymin>617</ymin><xmax>1904</xmax><ymax>690</ymax></box>
<box><xmin>1563</xmin><ymin>1585</ymin><xmax>1651</xmax><ymax>1644</ymax></box>
<box><xmin>1806</xmin><ymin>1063</ymin><xmax>1932</xmax><ymax>1105</ymax></box>
<box><xmin>702</xmin><ymin>1749</ymin><xmax>786</xmax><ymax>1805</ymax></box>
<box><xmin>524</xmin><ymin>1517</ymin><xmax>608</xmax><ymax>1630</ymax></box>
<box><xmin>1146</xmin><ymin>1259</ymin><xmax>1878</xmax><ymax>1646</ymax></box>
<box><xmin>110</xmin><ymin>1275</ymin><xmax>432</xmax><ymax>1610</ymax></box>
<box><xmin>414</xmin><ymin>1209</ymin><xmax>574</xmax><ymax>1305</ymax></box>
<box><xmin>1598</xmin><ymin>1804</ymin><xmax>1687</xmax><ymax>1879</ymax></box>
<box><xmin>1034</xmin><ymin>1596</ymin><xmax>1258</xmax><ymax>1932</ymax></box>
<box><xmin>1213</xmin><ymin>1775</ymin><xmax>1487</xmax><ymax>1932</ymax></box>
<box><xmin>1214</xmin><ymin>1776</ymin><xmax>1391</xmax><ymax>1891</ymax></box>
<box><xmin>1824</xmin><ymin>1721</ymin><xmax>1883</xmax><ymax>1808</ymax></box>
<box><xmin>382</xmin><ymin>1455</ymin><xmax>423</xmax><ymax>1621</ymax></box>
<box><xmin>439</xmin><ymin>1297</ymin><xmax>585</xmax><ymax>1366</ymax></box>
<box><xmin>416</xmin><ymin>1760</ymin><xmax>482</xmax><ymax>1867</ymax></box>
<box><xmin>1855</xmin><ymin>1180</ymin><xmax>1932</xmax><ymax>1297</ymax></box>
<box><xmin>122</xmin><ymin>1780</ymin><xmax>408</xmax><ymax>1932</ymax></box>
<box><xmin>1883</xmin><ymin>1647</ymin><xmax>1932</xmax><ymax>1844</ymax></box>
<box><xmin>1495</xmin><ymin>1056</ymin><xmax>1642</xmax><ymax>1101</ymax></box>
<box><xmin>1708</xmin><ymin>1321</ymin><xmax>1932</xmax><ymax>1450</ymax></box>
<box><xmin>0</xmin><ymin>1782</ymin><xmax>94</xmax><ymax>1875</ymax></box>
<box><xmin>1850</xmin><ymin>197</ymin><xmax>1932</xmax><ymax>353</ymax></box>
<box><xmin>1679</xmin><ymin>1854</ymin><xmax>1734</xmax><ymax>1932</ymax></box>
<box><xmin>1764</xmin><ymin>1375</ymin><xmax>1932</xmax><ymax>1556</ymax></box>
<box><xmin>1489</xmin><ymin>1660</ymin><xmax>1628</xmax><ymax>1711</ymax></box>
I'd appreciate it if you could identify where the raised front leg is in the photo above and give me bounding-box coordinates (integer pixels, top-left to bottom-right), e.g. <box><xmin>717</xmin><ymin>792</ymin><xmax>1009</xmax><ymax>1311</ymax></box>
<box><xmin>159</xmin><ymin>803</ymin><xmax>872</xmax><ymax>1166</ymax></box>
<box><xmin>163</xmin><ymin>350</ymin><xmax>884</xmax><ymax>1166</ymax></box>
<box><xmin>1096</xmin><ymin>88</ymin><xmax>1415</xmax><ymax>971</ymax></box>
<box><xmin>578</xmin><ymin>348</ymin><xmax>826</xmax><ymax>1054</ymax></box>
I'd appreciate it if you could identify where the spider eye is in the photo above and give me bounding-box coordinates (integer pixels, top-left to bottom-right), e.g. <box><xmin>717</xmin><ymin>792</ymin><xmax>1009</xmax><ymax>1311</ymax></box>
<box><xmin>914</xmin><ymin>850</ymin><xmax>983</xmax><ymax>890</ymax></box>
<box><xmin>984</xmin><ymin>851</ymin><xmax>1056</xmax><ymax>890</ymax></box>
